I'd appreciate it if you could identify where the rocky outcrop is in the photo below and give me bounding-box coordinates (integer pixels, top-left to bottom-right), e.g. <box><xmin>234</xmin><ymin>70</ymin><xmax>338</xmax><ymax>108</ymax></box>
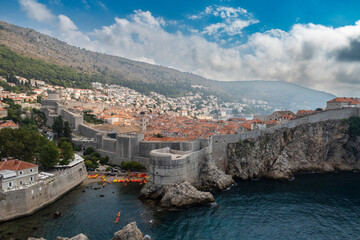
<box><xmin>160</xmin><ymin>181</ymin><xmax>215</xmax><ymax>207</ymax></box>
<box><xmin>197</xmin><ymin>160</ymin><xmax>234</xmax><ymax>190</ymax></box>
<box><xmin>28</xmin><ymin>223</ymin><xmax>146</xmax><ymax>240</ymax></box>
<box><xmin>140</xmin><ymin>181</ymin><xmax>214</xmax><ymax>208</ymax></box>
<box><xmin>227</xmin><ymin>119</ymin><xmax>360</xmax><ymax>180</ymax></box>
<box><xmin>56</xmin><ymin>234</ymin><xmax>89</xmax><ymax>240</ymax></box>
<box><xmin>28</xmin><ymin>234</ymin><xmax>89</xmax><ymax>240</ymax></box>
<box><xmin>139</xmin><ymin>182</ymin><xmax>165</xmax><ymax>200</ymax></box>
<box><xmin>112</xmin><ymin>222</ymin><xmax>144</xmax><ymax>240</ymax></box>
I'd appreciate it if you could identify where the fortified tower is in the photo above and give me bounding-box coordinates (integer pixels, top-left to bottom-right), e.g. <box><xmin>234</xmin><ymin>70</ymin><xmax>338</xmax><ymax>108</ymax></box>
<box><xmin>139</xmin><ymin>111</ymin><xmax>147</xmax><ymax>133</ymax></box>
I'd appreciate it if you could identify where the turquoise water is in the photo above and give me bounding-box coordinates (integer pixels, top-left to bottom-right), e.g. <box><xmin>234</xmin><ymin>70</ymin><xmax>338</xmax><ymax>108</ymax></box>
<box><xmin>1</xmin><ymin>173</ymin><xmax>360</xmax><ymax>240</ymax></box>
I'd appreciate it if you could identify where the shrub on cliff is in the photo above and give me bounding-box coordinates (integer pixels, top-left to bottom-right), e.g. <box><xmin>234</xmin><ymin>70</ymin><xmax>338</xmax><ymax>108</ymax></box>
<box><xmin>344</xmin><ymin>116</ymin><xmax>360</xmax><ymax>139</ymax></box>
<box><xmin>120</xmin><ymin>161</ymin><xmax>146</xmax><ymax>171</ymax></box>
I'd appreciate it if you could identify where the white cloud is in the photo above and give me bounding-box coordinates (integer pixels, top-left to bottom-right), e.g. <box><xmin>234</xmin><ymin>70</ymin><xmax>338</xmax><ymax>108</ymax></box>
<box><xmin>189</xmin><ymin>6</ymin><xmax>250</xmax><ymax>20</ymax></box>
<box><xmin>190</xmin><ymin>5</ymin><xmax>258</xmax><ymax>37</ymax></box>
<box><xmin>203</xmin><ymin>19</ymin><xmax>258</xmax><ymax>36</ymax></box>
<box><xmin>98</xmin><ymin>1</ymin><xmax>107</xmax><ymax>11</ymax></box>
<box><xmin>81</xmin><ymin>0</ymin><xmax>90</xmax><ymax>10</ymax></box>
<box><xmin>19</xmin><ymin>0</ymin><xmax>55</xmax><ymax>22</ymax></box>
<box><xmin>87</xmin><ymin>15</ymin><xmax>360</xmax><ymax>96</ymax></box>
<box><xmin>18</xmin><ymin>5</ymin><xmax>360</xmax><ymax>96</ymax></box>
<box><xmin>131</xmin><ymin>10</ymin><xmax>165</xmax><ymax>28</ymax></box>
<box><xmin>57</xmin><ymin>15</ymin><xmax>92</xmax><ymax>47</ymax></box>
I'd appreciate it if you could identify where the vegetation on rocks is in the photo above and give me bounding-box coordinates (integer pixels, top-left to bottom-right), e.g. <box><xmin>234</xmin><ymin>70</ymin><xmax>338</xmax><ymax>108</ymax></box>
<box><xmin>120</xmin><ymin>161</ymin><xmax>146</xmax><ymax>171</ymax></box>
<box><xmin>83</xmin><ymin>147</ymin><xmax>109</xmax><ymax>169</ymax></box>
<box><xmin>343</xmin><ymin>116</ymin><xmax>360</xmax><ymax>139</ymax></box>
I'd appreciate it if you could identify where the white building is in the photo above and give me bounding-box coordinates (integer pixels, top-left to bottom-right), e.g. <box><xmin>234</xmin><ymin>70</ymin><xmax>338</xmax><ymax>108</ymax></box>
<box><xmin>0</xmin><ymin>159</ymin><xmax>38</xmax><ymax>191</ymax></box>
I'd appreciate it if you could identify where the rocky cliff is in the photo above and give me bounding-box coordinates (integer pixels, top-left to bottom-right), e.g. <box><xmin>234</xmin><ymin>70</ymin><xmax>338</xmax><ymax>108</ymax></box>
<box><xmin>227</xmin><ymin>119</ymin><xmax>360</xmax><ymax>180</ymax></box>
<box><xmin>197</xmin><ymin>160</ymin><xmax>234</xmax><ymax>190</ymax></box>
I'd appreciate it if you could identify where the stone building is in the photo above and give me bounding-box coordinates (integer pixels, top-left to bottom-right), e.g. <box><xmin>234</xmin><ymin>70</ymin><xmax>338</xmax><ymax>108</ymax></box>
<box><xmin>0</xmin><ymin>108</ymin><xmax>7</xmax><ymax>118</ymax></box>
<box><xmin>266</xmin><ymin>111</ymin><xmax>296</xmax><ymax>121</ymax></box>
<box><xmin>326</xmin><ymin>97</ymin><xmax>360</xmax><ymax>110</ymax></box>
<box><xmin>0</xmin><ymin>159</ymin><xmax>38</xmax><ymax>191</ymax></box>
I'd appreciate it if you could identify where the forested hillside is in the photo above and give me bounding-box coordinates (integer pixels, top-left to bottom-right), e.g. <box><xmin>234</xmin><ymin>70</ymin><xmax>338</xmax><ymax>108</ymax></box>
<box><xmin>0</xmin><ymin>45</ymin><xmax>195</xmax><ymax>97</ymax></box>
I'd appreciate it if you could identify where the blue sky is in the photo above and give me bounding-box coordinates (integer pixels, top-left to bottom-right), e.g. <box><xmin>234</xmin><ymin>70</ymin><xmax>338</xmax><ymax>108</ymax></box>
<box><xmin>2</xmin><ymin>0</ymin><xmax>360</xmax><ymax>95</ymax></box>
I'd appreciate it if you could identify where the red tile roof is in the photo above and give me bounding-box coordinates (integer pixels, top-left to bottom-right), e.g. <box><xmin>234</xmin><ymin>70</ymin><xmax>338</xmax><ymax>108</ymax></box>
<box><xmin>297</xmin><ymin>110</ymin><xmax>314</xmax><ymax>115</ymax></box>
<box><xmin>0</xmin><ymin>159</ymin><xmax>37</xmax><ymax>171</ymax></box>
<box><xmin>327</xmin><ymin>97</ymin><xmax>360</xmax><ymax>105</ymax></box>
<box><xmin>0</xmin><ymin>121</ymin><xmax>18</xmax><ymax>128</ymax></box>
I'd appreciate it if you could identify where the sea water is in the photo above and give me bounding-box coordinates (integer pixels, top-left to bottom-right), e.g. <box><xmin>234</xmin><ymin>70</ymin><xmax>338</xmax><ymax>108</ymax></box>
<box><xmin>1</xmin><ymin>172</ymin><xmax>360</xmax><ymax>240</ymax></box>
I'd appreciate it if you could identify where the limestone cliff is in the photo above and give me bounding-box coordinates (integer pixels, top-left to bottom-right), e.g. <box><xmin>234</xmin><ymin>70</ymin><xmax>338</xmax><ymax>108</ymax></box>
<box><xmin>197</xmin><ymin>160</ymin><xmax>234</xmax><ymax>190</ymax></box>
<box><xmin>227</xmin><ymin>119</ymin><xmax>360</xmax><ymax>180</ymax></box>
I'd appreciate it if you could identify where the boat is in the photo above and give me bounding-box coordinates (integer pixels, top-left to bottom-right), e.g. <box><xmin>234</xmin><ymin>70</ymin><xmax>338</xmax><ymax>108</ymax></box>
<box><xmin>114</xmin><ymin>211</ymin><xmax>121</xmax><ymax>223</ymax></box>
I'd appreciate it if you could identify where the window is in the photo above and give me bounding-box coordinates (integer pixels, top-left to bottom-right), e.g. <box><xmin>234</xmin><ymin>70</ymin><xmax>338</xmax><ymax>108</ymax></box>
<box><xmin>20</xmin><ymin>181</ymin><xmax>23</xmax><ymax>185</ymax></box>
<box><xmin>30</xmin><ymin>176</ymin><xmax>34</xmax><ymax>182</ymax></box>
<box><xmin>8</xmin><ymin>182</ymin><xmax>12</xmax><ymax>187</ymax></box>
<box><xmin>19</xmin><ymin>171</ymin><xmax>23</xmax><ymax>175</ymax></box>
<box><xmin>30</xmin><ymin>169</ymin><xmax>33</xmax><ymax>173</ymax></box>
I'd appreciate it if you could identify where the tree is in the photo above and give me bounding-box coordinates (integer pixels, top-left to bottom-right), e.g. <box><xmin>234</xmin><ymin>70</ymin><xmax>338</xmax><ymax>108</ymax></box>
<box><xmin>60</xmin><ymin>141</ymin><xmax>74</xmax><ymax>162</ymax></box>
<box><xmin>84</xmin><ymin>160</ymin><xmax>93</xmax><ymax>168</ymax></box>
<box><xmin>0</xmin><ymin>127</ymin><xmax>60</xmax><ymax>168</ymax></box>
<box><xmin>84</xmin><ymin>147</ymin><xmax>94</xmax><ymax>156</ymax></box>
<box><xmin>36</xmin><ymin>95</ymin><xmax>43</xmax><ymax>103</ymax></box>
<box><xmin>52</xmin><ymin>116</ymin><xmax>64</xmax><ymax>137</ymax></box>
<box><xmin>63</xmin><ymin>121</ymin><xmax>71</xmax><ymax>138</ymax></box>
<box><xmin>39</xmin><ymin>141</ymin><xmax>59</xmax><ymax>169</ymax></box>
<box><xmin>120</xmin><ymin>161</ymin><xmax>146</xmax><ymax>171</ymax></box>
<box><xmin>0</xmin><ymin>127</ymin><xmax>40</xmax><ymax>162</ymax></box>
<box><xmin>57</xmin><ymin>137</ymin><xmax>71</xmax><ymax>147</ymax></box>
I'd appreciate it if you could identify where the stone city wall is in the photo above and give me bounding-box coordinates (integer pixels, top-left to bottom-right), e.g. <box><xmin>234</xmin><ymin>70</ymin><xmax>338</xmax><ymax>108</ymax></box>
<box><xmin>0</xmin><ymin>162</ymin><xmax>87</xmax><ymax>222</ymax></box>
<box><xmin>59</xmin><ymin>108</ymin><xmax>84</xmax><ymax>130</ymax></box>
<box><xmin>41</xmin><ymin>100</ymin><xmax>84</xmax><ymax>130</ymax></box>
<box><xmin>78</xmin><ymin>124</ymin><xmax>104</xmax><ymax>139</ymax></box>
<box><xmin>64</xmin><ymin>101</ymin><xmax>108</xmax><ymax>109</ymax></box>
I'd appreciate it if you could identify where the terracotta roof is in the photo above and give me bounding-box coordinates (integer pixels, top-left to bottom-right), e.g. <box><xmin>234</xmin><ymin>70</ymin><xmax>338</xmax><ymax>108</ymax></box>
<box><xmin>0</xmin><ymin>121</ymin><xmax>18</xmax><ymax>128</ymax></box>
<box><xmin>297</xmin><ymin>110</ymin><xmax>314</xmax><ymax>115</ymax></box>
<box><xmin>327</xmin><ymin>97</ymin><xmax>360</xmax><ymax>105</ymax></box>
<box><xmin>93</xmin><ymin>124</ymin><xmax>142</xmax><ymax>134</ymax></box>
<box><xmin>0</xmin><ymin>159</ymin><xmax>37</xmax><ymax>171</ymax></box>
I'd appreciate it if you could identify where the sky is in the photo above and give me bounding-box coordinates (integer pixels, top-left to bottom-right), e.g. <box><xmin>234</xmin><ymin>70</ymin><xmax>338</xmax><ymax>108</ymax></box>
<box><xmin>1</xmin><ymin>0</ymin><xmax>360</xmax><ymax>96</ymax></box>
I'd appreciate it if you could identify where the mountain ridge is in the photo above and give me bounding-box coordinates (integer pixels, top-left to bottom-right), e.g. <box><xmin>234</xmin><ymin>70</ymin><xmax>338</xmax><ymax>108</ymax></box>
<box><xmin>0</xmin><ymin>20</ymin><xmax>336</xmax><ymax>112</ymax></box>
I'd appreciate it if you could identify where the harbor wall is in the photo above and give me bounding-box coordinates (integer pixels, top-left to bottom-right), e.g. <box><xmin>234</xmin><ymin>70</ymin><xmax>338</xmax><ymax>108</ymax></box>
<box><xmin>0</xmin><ymin>162</ymin><xmax>87</xmax><ymax>222</ymax></box>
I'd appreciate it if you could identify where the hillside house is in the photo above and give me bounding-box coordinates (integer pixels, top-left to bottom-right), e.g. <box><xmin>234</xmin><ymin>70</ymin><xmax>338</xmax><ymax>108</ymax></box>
<box><xmin>0</xmin><ymin>159</ymin><xmax>38</xmax><ymax>191</ymax></box>
<box><xmin>0</xmin><ymin>120</ymin><xmax>19</xmax><ymax>129</ymax></box>
<box><xmin>266</xmin><ymin>111</ymin><xmax>296</xmax><ymax>121</ymax></box>
<box><xmin>326</xmin><ymin>97</ymin><xmax>360</xmax><ymax>110</ymax></box>
<box><xmin>0</xmin><ymin>108</ymin><xmax>7</xmax><ymax>118</ymax></box>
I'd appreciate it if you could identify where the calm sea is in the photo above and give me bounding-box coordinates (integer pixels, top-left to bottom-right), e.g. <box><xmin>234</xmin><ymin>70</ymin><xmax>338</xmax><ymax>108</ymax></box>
<box><xmin>1</xmin><ymin>172</ymin><xmax>360</xmax><ymax>240</ymax></box>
